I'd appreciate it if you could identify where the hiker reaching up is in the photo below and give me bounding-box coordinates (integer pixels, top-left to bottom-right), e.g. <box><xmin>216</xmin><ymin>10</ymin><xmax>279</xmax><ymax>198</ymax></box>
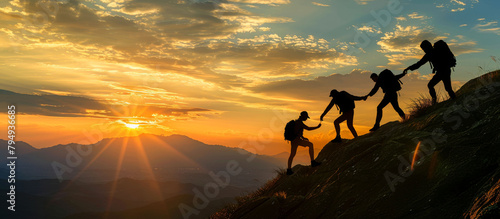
<box><xmin>320</xmin><ymin>89</ymin><xmax>367</xmax><ymax>143</ymax></box>
<box><xmin>284</xmin><ymin>111</ymin><xmax>322</xmax><ymax>175</ymax></box>
<box><xmin>403</xmin><ymin>40</ymin><xmax>457</xmax><ymax>104</ymax></box>
<box><xmin>365</xmin><ymin>69</ymin><xmax>406</xmax><ymax>132</ymax></box>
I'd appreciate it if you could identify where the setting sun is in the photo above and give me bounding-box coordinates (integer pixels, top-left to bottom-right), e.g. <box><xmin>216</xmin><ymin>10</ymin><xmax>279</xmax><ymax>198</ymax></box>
<box><xmin>125</xmin><ymin>123</ymin><xmax>139</xmax><ymax>129</ymax></box>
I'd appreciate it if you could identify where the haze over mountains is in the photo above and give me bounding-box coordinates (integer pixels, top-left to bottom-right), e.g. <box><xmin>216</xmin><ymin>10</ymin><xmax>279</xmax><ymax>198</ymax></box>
<box><xmin>0</xmin><ymin>134</ymin><xmax>282</xmax><ymax>184</ymax></box>
<box><xmin>0</xmin><ymin>134</ymin><xmax>283</xmax><ymax>218</ymax></box>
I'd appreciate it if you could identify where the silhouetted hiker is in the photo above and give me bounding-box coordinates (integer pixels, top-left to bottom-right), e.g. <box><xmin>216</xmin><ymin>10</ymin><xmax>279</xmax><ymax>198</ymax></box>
<box><xmin>404</xmin><ymin>40</ymin><xmax>457</xmax><ymax>104</ymax></box>
<box><xmin>284</xmin><ymin>111</ymin><xmax>322</xmax><ymax>175</ymax></box>
<box><xmin>365</xmin><ymin>69</ymin><xmax>406</xmax><ymax>131</ymax></box>
<box><xmin>320</xmin><ymin>89</ymin><xmax>366</xmax><ymax>143</ymax></box>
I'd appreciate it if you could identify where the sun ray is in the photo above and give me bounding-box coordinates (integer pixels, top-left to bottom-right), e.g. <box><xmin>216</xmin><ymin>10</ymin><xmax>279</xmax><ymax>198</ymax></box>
<box><xmin>47</xmin><ymin>129</ymin><xmax>127</xmax><ymax>206</ymax></box>
<box><xmin>147</xmin><ymin>134</ymin><xmax>204</xmax><ymax>172</ymax></box>
<box><xmin>131</xmin><ymin>136</ymin><xmax>165</xmax><ymax>201</ymax></box>
<box><xmin>105</xmin><ymin>132</ymin><xmax>130</xmax><ymax>218</ymax></box>
<box><xmin>65</xmin><ymin>130</ymin><xmax>125</xmax><ymax>186</ymax></box>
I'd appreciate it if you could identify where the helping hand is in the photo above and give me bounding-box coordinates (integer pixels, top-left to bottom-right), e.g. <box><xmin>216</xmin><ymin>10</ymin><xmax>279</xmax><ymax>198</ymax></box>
<box><xmin>403</xmin><ymin>68</ymin><xmax>409</xmax><ymax>75</ymax></box>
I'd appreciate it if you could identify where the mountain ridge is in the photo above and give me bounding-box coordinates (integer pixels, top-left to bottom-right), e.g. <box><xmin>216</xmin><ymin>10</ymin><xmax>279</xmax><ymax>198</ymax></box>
<box><xmin>213</xmin><ymin>70</ymin><xmax>500</xmax><ymax>218</ymax></box>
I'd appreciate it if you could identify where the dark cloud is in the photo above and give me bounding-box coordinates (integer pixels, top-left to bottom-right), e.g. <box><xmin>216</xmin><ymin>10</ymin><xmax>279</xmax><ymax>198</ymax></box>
<box><xmin>0</xmin><ymin>89</ymin><xmax>211</xmax><ymax>118</ymax></box>
<box><xmin>250</xmin><ymin>70</ymin><xmax>373</xmax><ymax>101</ymax></box>
<box><xmin>122</xmin><ymin>0</ymin><xmax>245</xmax><ymax>41</ymax></box>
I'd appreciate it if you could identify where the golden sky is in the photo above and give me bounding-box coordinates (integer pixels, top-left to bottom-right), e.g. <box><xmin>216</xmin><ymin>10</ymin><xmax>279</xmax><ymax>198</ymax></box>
<box><xmin>1</xmin><ymin>0</ymin><xmax>498</xmax><ymax>155</ymax></box>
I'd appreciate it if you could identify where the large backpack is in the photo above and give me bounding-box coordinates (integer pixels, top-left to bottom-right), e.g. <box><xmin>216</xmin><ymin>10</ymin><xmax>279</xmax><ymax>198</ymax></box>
<box><xmin>433</xmin><ymin>40</ymin><xmax>456</xmax><ymax>70</ymax></box>
<box><xmin>284</xmin><ymin>120</ymin><xmax>297</xmax><ymax>141</ymax></box>
<box><xmin>332</xmin><ymin>91</ymin><xmax>355</xmax><ymax>114</ymax></box>
<box><xmin>379</xmin><ymin>69</ymin><xmax>402</xmax><ymax>92</ymax></box>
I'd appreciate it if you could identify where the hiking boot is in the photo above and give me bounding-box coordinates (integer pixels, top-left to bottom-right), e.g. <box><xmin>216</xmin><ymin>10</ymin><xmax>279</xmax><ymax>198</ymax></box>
<box><xmin>286</xmin><ymin>168</ymin><xmax>294</xmax><ymax>175</ymax></box>
<box><xmin>369</xmin><ymin>124</ymin><xmax>380</xmax><ymax>132</ymax></box>
<box><xmin>331</xmin><ymin>136</ymin><xmax>342</xmax><ymax>143</ymax></box>
<box><xmin>311</xmin><ymin>160</ymin><xmax>322</xmax><ymax>167</ymax></box>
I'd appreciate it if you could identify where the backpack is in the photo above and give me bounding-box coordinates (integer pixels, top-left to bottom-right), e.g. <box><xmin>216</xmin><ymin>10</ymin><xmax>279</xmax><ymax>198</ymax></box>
<box><xmin>332</xmin><ymin>91</ymin><xmax>355</xmax><ymax>114</ymax></box>
<box><xmin>433</xmin><ymin>40</ymin><xmax>456</xmax><ymax>70</ymax></box>
<box><xmin>284</xmin><ymin>120</ymin><xmax>297</xmax><ymax>141</ymax></box>
<box><xmin>379</xmin><ymin>69</ymin><xmax>402</xmax><ymax>92</ymax></box>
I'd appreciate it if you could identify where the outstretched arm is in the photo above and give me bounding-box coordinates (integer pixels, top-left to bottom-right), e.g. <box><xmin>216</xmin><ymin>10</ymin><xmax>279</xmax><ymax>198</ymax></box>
<box><xmin>367</xmin><ymin>83</ymin><xmax>380</xmax><ymax>97</ymax></box>
<box><xmin>320</xmin><ymin>99</ymin><xmax>335</xmax><ymax>121</ymax></box>
<box><xmin>395</xmin><ymin>73</ymin><xmax>405</xmax><ymax>80</ymax></box>
<box><xmin>298</xmin><ymin>121</ymin><xmax>321</xmax><ymax>131</ymax></box>
<box><xmin>346</xmin><ymin>92</ymin><xmax>366</xmax><ymax>101</ymax></box>
<box><xmin>404</xmin><ymin>53</ymin><xmax>430</xmax><ymax>73</ymax></box>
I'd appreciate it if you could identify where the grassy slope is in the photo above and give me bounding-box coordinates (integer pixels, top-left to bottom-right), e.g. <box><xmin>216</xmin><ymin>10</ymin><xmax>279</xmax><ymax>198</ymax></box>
<box><xmin>213</xmin><ymin>70</ymin><xmax>500</xmax><ymax>219</ymax></box>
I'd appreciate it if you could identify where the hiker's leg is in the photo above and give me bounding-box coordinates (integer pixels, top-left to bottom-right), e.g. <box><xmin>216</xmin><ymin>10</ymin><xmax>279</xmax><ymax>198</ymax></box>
<box><xmin>441</xmin><ymin>69</ymin><xmax>456</xmax><ymax>99</ymax></box>
<box><xmin>297</xmin><ymin>138</ymin><xmax>314</xmax><ymax>162</ymax></box>
<box><xmin>375</xmin><ymin>95</ymin><xmax>390</xmax><ymax>126</ymax></box>
<box><xmin>428</xmin><ymin>74</ymin><xmax>442</xmax><ymax>104</ymax></box>
<box><xmin>287</xmin><ymin>140</ymin><xmax>299</xmax><ymax>169</ymax></box>
<box><xmin>307</xmin><ymin>141</ymin><xmax>314</xmax><ymax>162</ymax></box>
<box><xmin>334</xmin><ymin>113</ymin><xmax>348</xmax><ymax>138</ymax></box>
<box><xmin>345</xmin><ymin>110</ymin><xmax>357</xmax><ymax>138</ymax></box>
<box><xmin>389</xmin><ymin>92</ymin><xmax>406</xmax><ymax>119</ymax></box>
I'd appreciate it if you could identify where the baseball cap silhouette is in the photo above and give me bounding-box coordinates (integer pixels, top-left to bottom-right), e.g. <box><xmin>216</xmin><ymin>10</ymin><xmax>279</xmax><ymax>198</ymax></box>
<box><xmin>329</xmin><ymin>89</ymin><xmax>339</xmax><ymax>97</ymax></box>
<box><xmin>300</xmin><ymin>111</ymin><xmax>310</xmax><ymax>119</ymax></box>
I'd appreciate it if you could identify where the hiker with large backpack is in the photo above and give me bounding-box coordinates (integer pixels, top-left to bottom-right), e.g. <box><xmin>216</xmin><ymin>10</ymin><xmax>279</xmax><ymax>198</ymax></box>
<box><xmin>320</xmin><ymin>89</ymin><xmax>367</xmax><ymax>143</ymax></box>
<box><xmin>284</xmin><ymin>111</ymin><xmax>322</xmax><ymax>175</ymax></box>
<box><xmin>403</xmin><ymin>40</ymin><xmax>457</xmax><ymax>104</ymax></box>
<box><xmin>365</xmin><ymin>69</ymin><xmax>406</xmax><ymax>131</ymax></box>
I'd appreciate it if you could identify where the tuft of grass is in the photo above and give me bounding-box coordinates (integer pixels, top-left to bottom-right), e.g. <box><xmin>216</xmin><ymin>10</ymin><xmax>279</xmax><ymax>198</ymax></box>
<box><xmin>209</xmin><ymin>203</ymin><xmax>238</xmax><ymax>219</ymax></box>
<box><xmin>273</xmin><ymin>191</ymin><xmax>287</xmax><ymax>201</ymax></box>
<box><xmin>407</xmin><ymin>94</ymin><xmax>435</xmax><ymax>120</ymax></box>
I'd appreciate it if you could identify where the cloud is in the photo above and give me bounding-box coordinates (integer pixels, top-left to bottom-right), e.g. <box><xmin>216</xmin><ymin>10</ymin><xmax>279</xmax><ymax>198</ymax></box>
<box><xmin>354</xmin><ymin>0</ymin><xmax>374</xmax><ymax>5</ymax></box>
<box><xmin>2</xmin><ymin>0</ymin><xmax>307</xmax><ymax>88</ymax></box>
<box><xmin>451</xmin><ymin>8</ymin><xmax>465</xmax><ymax>12</ymax></box>
<box><xmin>377</xmin><ymin>24</ymin><xmax>483</xmax><ymax>66</ymax></box>
<box><xmin>312</xmin><ymin>2</ymin><xmax>330</xmax><ymax>7</ymax></box>
<box><xmin>228</xmin><ymin>0</ymin><xmax>290</xmax><ymax>5</ymax></box>
<box><xmin>451</xmin><ymin>0</ymin><xmax>467</xmax><ymax>6</ymax></box>
<box><xmin>435</xmin><ymin>0</ymin><xmax>479</xmax><ymax>12</ymax></box>
<box><xmin>407</xmin><ymin>12</ymin><xmax>430</xmax><ymax>20</ymax></box>
<box><xmin>474</xmin><ymin>20</ymin><xmax>500</xmax><ymax>35</ymax></box>
<box><xmin>0</xmin><ymin>89</ymin><xmax>212</xmax><ymax>119</ymax></box>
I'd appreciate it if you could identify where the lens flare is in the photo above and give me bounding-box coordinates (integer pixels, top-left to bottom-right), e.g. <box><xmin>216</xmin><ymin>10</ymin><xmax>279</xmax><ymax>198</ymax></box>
<box><xmin>411</xmin><ymin>141</ymin><xmax>421</xmax><ymax>170</ymax></box>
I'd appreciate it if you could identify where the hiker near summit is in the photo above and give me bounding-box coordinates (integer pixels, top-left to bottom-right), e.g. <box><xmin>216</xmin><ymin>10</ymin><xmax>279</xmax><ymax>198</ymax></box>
<box><xmin>365</xmin><ymin>69</ymin><xmax>406</xmax><ymax>132</ymax></box>
<box><xmin>284</xmin><ymin>111</ymin><xmax>322</xmax><ymax>175</ymax></box>
<box><xmin>403</xmin><ymin>40</ymin><xmax>457</xmax><ymax>104</ymax></box>
<box><xmin>320</xmin><ymin>89</ymin><xmax>367</xmax><ymax>143</ymax></box>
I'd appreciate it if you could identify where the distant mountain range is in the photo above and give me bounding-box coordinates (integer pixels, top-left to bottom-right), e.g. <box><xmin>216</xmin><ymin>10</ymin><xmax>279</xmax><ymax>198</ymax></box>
<box><xmin>0</xmin><ymin>134</ymin><xmax>285</xmax><ymax>218</ymax></box>
<box><xmin>0</xmin><ymin>134</ymin><xmax>283</xmax><ymax>185</ymax></box>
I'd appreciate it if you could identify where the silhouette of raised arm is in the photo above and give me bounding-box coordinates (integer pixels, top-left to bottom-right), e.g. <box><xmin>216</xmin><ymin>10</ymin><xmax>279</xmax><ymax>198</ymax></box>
<box><xmin>320</xmin><ymin>99</ymin><xmax>335</xmax><ymax>121</ymax></box>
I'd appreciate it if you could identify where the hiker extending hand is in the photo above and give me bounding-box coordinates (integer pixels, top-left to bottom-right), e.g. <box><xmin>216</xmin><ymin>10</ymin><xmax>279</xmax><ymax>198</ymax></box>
<box><xmin>321</xmin><ymin>89</ymin><xmax>364</xmax><ymax>143</ymax></box>
<box><xmin>284</xmin><ymin>111</ymin><xmax>322</xmax><ymax>175</ymax></box>
<box><xmin>403</xmin><ymin>40</ymin><xmax>456</xmax><ymax>104</ymax></box>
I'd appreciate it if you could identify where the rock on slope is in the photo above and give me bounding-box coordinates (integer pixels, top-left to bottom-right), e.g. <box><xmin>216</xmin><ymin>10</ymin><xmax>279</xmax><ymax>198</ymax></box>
<box><xmin>213</xmin><ymin>70</ymin><xmax>500</xmax><ymax>219</ymax></box>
